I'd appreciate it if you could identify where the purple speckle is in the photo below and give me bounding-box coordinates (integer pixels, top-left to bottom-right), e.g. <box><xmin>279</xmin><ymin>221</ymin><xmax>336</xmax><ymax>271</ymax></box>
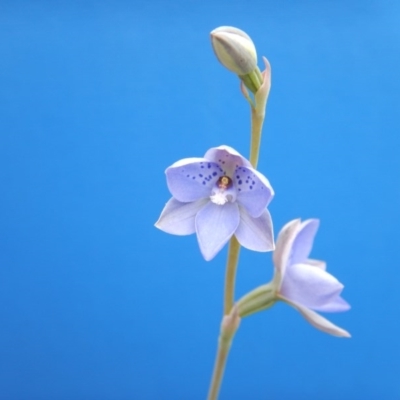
<box><xmin>186</xmin><ymin>175</ymin><xmax>190</xmax><ymax>178</ymax></box>
<box><xmin>212</xmin><ymin>172</ymin><xmax>217</xmax><ymax>176</ymax></box>
<box><xmin>250</xmin><ymin>186</ymin><xmax>253</xmax><ymax>190</ymax></box>
<box><xmin>199</xmin><ymin>174</ymin><xmax>203</xmax><ymax>177</ymax></box>
<box><xmin>238</xmin><ymin>180</ymin><xmax>242</xmax><ymax>185</ymax></box>
<box><xmin>208</xmin><ymin>163</ymin><xmax>211</xmax><ymax>168</ymax></box>
<box><xmin>192</xmin><ymin>176</ymin><xmax>195</xmax><ymax>180</ymax></box>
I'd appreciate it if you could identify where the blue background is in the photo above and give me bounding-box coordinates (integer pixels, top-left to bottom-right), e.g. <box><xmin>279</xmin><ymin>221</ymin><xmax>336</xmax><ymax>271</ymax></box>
<box><xmin>0</xmin><ymin>1</ymin><xmax>399</xmax><ymax>399</ymax></box>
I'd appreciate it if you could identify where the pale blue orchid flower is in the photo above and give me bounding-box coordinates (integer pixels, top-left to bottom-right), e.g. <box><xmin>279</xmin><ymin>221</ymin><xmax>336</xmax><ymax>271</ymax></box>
<box><xmin>155</xmin><ymin>145</ymin><xmax>274</xmax><ymax>261</ymax></box>
<box><xmin>273</xmin><ymin>219</ymin><xmax>351</xmax><ymax>337</ymax></box>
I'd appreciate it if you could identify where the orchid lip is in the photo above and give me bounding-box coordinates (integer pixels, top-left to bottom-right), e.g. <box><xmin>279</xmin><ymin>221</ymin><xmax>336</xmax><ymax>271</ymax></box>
<box><xmin>210</xmin><ymin>175</ymin><xmax>237</xmax><ymax>205</ymax></box>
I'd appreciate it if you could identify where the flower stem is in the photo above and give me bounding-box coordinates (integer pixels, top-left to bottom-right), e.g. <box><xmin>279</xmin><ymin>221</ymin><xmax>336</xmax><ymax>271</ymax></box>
<box><xmin>249</xmin><ymin>107</ymin><xmax>265</xmax><ymax>168</ymax></box>
<box><xmin>207</xmin><ymin>308</ymin><xmax>240</xmax><ymax>400</ymax></box>
<box><xmin>223</xmin><ymin>236</ymin><xmax>241</xmax><ymax>315</ymax></box>
<box><xmin>207</xmin><ymin>332</ymin><xmax>233</xmax><ymax>400</ymax></box>
<box><xmin>207</xmin><ymin>67</ymin><xmax>266</xmax><ymax>400</ymax></box>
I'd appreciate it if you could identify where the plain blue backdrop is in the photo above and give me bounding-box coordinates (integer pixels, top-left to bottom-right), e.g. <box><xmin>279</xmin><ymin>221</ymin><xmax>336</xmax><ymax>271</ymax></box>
<box><xmin>0</xmin><ymin>1</ymin><xmax>399</xmax><ymax>399</ymax></box>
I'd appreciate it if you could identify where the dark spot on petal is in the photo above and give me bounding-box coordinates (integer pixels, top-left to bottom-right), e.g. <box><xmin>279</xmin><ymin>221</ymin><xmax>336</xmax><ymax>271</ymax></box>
<box><xmin>238</xmin><ymin>180</ymin><xmax>242</xmax><ymax>185</ymax></box>
<box><xmin>212</xmin><ymin>172</ymin><xmax>217</xmax><ymax>176</ymax></box>
<box><xmin>192</xmin><ymin>176</ymin><xmax>195</xmax><ymax>179</ymax></box>
<box><xmin>202</xmin><ymin>181</ymin><xmax>206</xmax><ymax>185</ymax></box>
<box><xmin>199</xmin><ymin>174</ymin><xmax>203</xmax><ymax>177</ymax></box>
<box><xmin>250</xmin><ymin>186</ymin><xmax>253</xmax><ymax>190</ymax></box>
<box><xmin>208</xmin><ymin>163</ymin><xmax>211</xmax><ymax>168</ymax></box>
<box><xmin>186</xmin><ymin>175</ymin><xmax>190</xmax><ymax>177</ymax></box>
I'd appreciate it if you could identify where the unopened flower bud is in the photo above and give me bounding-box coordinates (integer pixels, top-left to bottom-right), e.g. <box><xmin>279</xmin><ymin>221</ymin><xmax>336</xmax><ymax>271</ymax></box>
<box><xmin>210</xmin><ymin>26</ymin><xmax>257</xmax><ymax>76</ymax></box>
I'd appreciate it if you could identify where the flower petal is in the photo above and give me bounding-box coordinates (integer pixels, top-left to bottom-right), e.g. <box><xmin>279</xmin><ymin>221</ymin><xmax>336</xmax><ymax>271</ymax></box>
<box><xmin>235</xmin><ymin>167</ymin><xmax>274</xmax><ymax>217</ymax></box>
<box><xmin>306</xmin><ymin>259</ymin><xmax>327</xmax><ymax>270</ymax></box>
<box><xmin>235</xmin><ymin>208</ymin><xmax>274</xmax><ymax>252</ymax></box>
<box><xmin>315</xmin><ymin>296</ymin><xmax>351</xmax><ymax>312</ymax></box>
<box><xmin>280</xmin><ymin>263</ymin><xmax>344</xmax><ymax>311</ymax></box>
<box><xmin>290</xmin><ymin>219</ymin><xmax>320</xmax><ymax>264</ymax></box>
<box><xmin>195</xmin><ymin>201</ymin><xmax>240</xmax><ymax>261</ymax></box>
<box><xmin>155</xmin><ymin>198</ymin><xmax>208</xmax><ymax>235</ymax></box>
<box><xmin>204</xmin><ymin>145</ymin><xmax>252</xmax><ymax>176</ymax></box>
<box><xmin>272</xmin><ymin>219</ymin><xmax>302</xmax><ymax>287</ymax></box>
<box><xmin>166</xmin><ymin>158</ymin><xmax>222</xmax><ymax>202</ymax></box>
<box><xmin>280</xmin><ymin>296</ymin><xmax>351</xmax><ymax>338</ymax></box>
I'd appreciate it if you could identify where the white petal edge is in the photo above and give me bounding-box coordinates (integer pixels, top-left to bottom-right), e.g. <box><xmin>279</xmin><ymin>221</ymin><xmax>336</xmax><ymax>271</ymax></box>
<box><xmin>306</xmin><ymin>259</ymin><xmax>327</xmax><ymax>270</ymax></box>
<box><xmin>279</xmin><ymin>296</ymin><xmax>351</xmax><ymax>338</ymax></box>
<box><xmin>168</xmin><ymin>157</ymin><xmax>208</xmax><ymax>169</ymax></box>
<box><xmin>314</xmin><ymin>296</ymin><xmax>351</xmax><ymax>313</ymax></box>
<box><xmin>291</xmin><ymin>219</ymin><xmax>320</xmax><ymax>264</ymax></box>
<box><xmin>272</xmin><ymin>219</ymin><xmax>301</xmax><ymax>288</ymax></box>
<box><xmin>235</xmin><ymin>208</ymin><xmax>274</xmax><ymax>252</ymax></box>
<box><xmin>155</xmin><ymin>198</ymin><xmax>208</xmax><ymax>235</ymax></box>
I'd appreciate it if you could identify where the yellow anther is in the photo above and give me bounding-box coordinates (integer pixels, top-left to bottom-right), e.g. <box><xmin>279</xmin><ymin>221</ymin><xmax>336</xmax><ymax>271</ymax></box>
<box><xmin>217</xmin><ymin>176</ymin><xmax>232</xmax><ymax>189</ymax></box>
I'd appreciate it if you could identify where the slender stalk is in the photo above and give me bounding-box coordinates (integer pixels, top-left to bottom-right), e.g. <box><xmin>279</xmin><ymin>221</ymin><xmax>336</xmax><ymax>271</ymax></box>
<box><xmin>223</xmin><ymin>236</ymin><xmax>241</xmax><ymax>315</ymax></box>
<box><xmin>223</xmin><ymin>71</ymin><xmax>264</xmax><ymax>317</ymax></box>
<box><xmin>207</xmin><ymin>333</ymin><xmax>233</xmax><ymax>400</ymax></box>
<box><xmin>207</xmin><ymin>67</ymin><xmax>266</xmax><ymax>400</ymax></box>
<box><xmin>249</xmin><ymin>108</ymin><xmax>265</xmax><ymax>168</ymax></box>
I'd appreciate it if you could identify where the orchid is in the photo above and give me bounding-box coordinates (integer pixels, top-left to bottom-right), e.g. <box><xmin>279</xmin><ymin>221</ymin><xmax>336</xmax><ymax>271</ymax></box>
<box><xmin>237</xmin><ymin>219</ymin><xmax>351</xmax><ymax>337</ymax></box>
<box><xmin>154</xmin><ymin>26</ymin><xmax>352</xmax><ymax>399</ymax></box>
<box><xmin>155</xmin><ymin>145</ymin><xmax>274</xmax><ymax>261</ymax></box>
<box><xmin>273</xmin><ymin>219</ymin><xmax>351</xmax><ymax>337</ymax></box>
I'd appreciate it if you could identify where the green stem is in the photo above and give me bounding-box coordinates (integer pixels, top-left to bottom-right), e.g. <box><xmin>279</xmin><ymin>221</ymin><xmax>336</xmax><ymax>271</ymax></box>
<box><xmin>223</xmin><ymin>70</ymin><xmax>265</xmax><ymax>317</ymax></box>
<box><xmin>207</xmin><ymin>67</ymin><xmax>266</xmax><ymax>400</ymax></box>
<box><xmin>223</xmin><ymin>236</ymin><xmax>241</xmax><ymax>315</ymax></box>
<box><xmin>207</xmin><ymin>333</ymin><xmax>233</xmax><ymax>400</ymax></box>
<box><xmin>249</xmin><ymin>107</ymin><xmax>264</xmax><ymax>168</ymax></box>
